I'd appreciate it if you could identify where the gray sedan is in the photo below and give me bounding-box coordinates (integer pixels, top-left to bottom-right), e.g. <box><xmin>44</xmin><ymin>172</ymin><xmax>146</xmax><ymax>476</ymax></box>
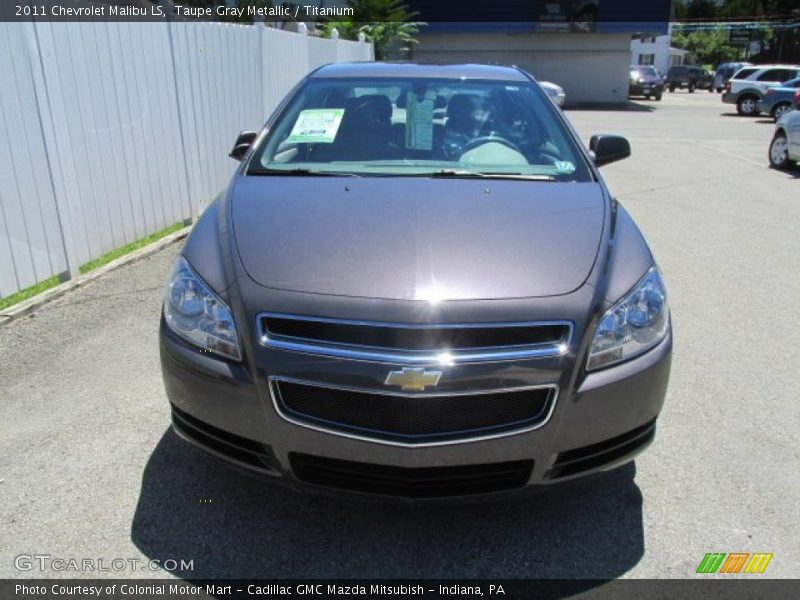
<box><xmin>160</xmin><ymin>63</ymin><xmax>672</xmax><ymax>499</ymax></box>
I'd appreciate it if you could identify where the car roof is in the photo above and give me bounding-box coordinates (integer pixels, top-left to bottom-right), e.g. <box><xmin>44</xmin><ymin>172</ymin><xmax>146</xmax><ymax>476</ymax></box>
<box><xmin>741</xmin><ymin>64</ymin><xmax>800</xmax><ymax>71</ymax></box>
<box><xmin>309</xmin><ymin>62</ymin><xmax>531</xmax><ymax>82</ymax></box>
<box><xmin>732</xmin><ymin>64</ymin><xmax>800</xmax><ymax>78</ymax></box>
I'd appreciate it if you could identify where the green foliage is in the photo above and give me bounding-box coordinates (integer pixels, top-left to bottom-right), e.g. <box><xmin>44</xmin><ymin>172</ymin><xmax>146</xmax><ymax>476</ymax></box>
<box><xmin>0</xmin><ymin>276</ymin><xmax>61</xmax><ymax>311</ymax></box>
<box><xmin>358</xmin><ymin>21</ymin><xmax>424</xmax><ymax>59</ymax></box>
<box><xmin>676</xmin><ymin>0</ymin><xmax>800</xmax><ymax>18</ymax></box>
<box><xmin>672</xmin><ymin>28</ymin><xmax>740</xmax><ymax>65</ymax></box>
<box><xmin>317</xmin><ymin>0</ymin><xmax>425</xmax><ymax>60</ymax></box>
<box><xmin>718</xmin><ymin>0</ymin><xmax>800</xmax><ymax>18</ymax></box>
<box><xmin>674</xmin><ymin>0</ymin><xmax>719</xmax><ymax>20</ymax></box>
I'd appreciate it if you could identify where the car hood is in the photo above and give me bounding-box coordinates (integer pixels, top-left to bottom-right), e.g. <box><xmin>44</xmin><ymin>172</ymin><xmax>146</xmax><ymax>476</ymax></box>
<box><xmin>231</xmin><ymin>177</ymin><xmax>606</xmax><ymax>301</ymax></box>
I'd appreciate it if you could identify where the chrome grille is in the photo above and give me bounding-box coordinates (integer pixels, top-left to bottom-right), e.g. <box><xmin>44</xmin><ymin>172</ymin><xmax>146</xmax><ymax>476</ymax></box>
<box><xmin>257</xmin><ymin>313</ymin><xmax>572</xmax><ymax>364</ymax></box>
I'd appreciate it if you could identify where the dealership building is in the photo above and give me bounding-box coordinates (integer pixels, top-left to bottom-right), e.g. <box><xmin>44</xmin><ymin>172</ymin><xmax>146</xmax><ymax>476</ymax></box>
<box><xmin>407</xmin><ymin>1</ymin><xmax>672</xmax><ymax>106</ymax></box>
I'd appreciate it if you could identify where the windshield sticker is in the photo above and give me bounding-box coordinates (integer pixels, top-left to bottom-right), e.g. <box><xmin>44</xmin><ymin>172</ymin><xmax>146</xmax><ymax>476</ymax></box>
<box><xmin>286</xmin><ymin>109</ymin><xmax>345</xmax><ymax>144</ymax></box>
<box><xmin>555</xmin><ymin>161</ymin><xmax>576</xmax><ymax>173</ymax></box>
<box><xmin>404</xmin><ymin>91</ymin><xmax>435</xmax><ymax>151</ymax></box>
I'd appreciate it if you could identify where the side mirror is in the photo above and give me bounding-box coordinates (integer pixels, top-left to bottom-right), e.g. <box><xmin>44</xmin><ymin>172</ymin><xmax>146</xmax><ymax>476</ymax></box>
<box><xmin>229</xmin><ymin>130</ymin><xmax>257</xmax><ymax>161</ymax></box>
<box><xmin>590</xmin><ymin>134</ymin><xmax>631</xmax><ymax>167</ymax></box>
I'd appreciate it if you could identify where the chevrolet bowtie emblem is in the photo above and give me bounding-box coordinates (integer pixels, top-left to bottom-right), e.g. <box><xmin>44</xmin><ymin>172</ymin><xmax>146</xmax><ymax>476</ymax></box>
<box><xmin>384</xmin><ymin>367</ymin><xmax>442</xmax><ymax>391</ymax></box>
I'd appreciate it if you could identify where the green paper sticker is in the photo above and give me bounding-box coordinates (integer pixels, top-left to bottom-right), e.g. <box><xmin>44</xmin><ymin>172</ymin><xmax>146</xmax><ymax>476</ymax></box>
<box><xmin>286</xmin><ymin>109</ymin><xmax>345</xmax><ymax>144</ymax></box>
<box><xmin>555</xmin><ymin>161</ymin><xmax>576</xmax><ymax>173</ymax></box>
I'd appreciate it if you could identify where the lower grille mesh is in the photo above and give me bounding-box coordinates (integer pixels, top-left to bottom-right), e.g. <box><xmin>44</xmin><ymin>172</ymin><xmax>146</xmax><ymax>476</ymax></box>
<box><xmin>171</xmin><ymin>404</ymin><xmax>279</xmax><ymax>472</ymax></box>
<box><xmin>273</xmin><ymin>380</ymin><xmax>553</xmax><ymax>443</ymax></box>
<box><xmin>291</xmin><ymin>453</ymin><xmax>534</xmax><ymax>498</ymax></box>
<box><xmin>547</xmin><ymin>419</ymin><xmax>657</xmax><ymax>479</ymax></box>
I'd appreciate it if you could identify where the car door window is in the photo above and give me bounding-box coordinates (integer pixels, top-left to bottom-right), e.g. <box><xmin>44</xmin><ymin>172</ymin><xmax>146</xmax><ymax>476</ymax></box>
<box><xmin>733</xmin><ymin>68</ymin><xmax>758</xmax><ymax>80</ymax></box>
<box><xmin>757</xmin><ymin>69</ymin><xmax>792</xmax><ymax>82</ymax></box>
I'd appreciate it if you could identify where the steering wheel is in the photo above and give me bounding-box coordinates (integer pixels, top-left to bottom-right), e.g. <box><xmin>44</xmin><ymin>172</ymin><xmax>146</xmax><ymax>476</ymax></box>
<box><xmin>461</xmin><ymin>135</ymin><xmax>523</xmax><ymax>155</ymax></box>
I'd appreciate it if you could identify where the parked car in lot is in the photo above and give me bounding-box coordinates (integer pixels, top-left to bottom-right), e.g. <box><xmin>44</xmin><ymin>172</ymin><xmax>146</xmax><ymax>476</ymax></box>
<box><xmin>540</xmin><ymin>80</ymin><xmax>566</xmax><ymax>107</ymax></box>
<box><xmin>758</xmin><ymin>78</ymin><xmax>800</xmax><ymax>121</ymax></box>
<box><xmin>722</xmin><ymin>64</ymin><xmax>800</xmax><ymax>116</ymax></box>
<box><xmin>712</xmin><ymin>62</ymin><xmax>752</xmax><ymax>93</ymax></box>
<box><xmin>666</xmin><ymin>65</ymin><xmax>704</xmax><ymax>92</ymax></box>
<box><xmin>160</xmin><ymin>62</ymin><xmax>672</xmax><ymax>499</ymax></box>
<box><xmin>698</xmin><ymin>69</ymin><xmax>714</xmax><ymax>91</ymax></box>
<box><xmin>629</xmin><ymin>65</ymin><xmax>664</xmax><ymax>100</ymax></box>
<box><xmin>769</xmin><ymin>97</ymin><xmax>800</xmax><ymax>169</ymax></box>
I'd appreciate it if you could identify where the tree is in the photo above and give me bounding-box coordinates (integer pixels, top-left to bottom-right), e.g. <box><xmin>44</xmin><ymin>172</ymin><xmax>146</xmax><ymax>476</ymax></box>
<box><xmin>678</xmin><ymin>0</ymin><xmax>719</xmax><ymax>20</ymax></box>
<box><xmin>672</xmin><ymin>28</ymin><xmax>740</xmax><ymax>66</ymax></box>
<box><xmin>317</xmin><ymin>0</ymin><xmax>425</xmax><ymax>60</ymax></box>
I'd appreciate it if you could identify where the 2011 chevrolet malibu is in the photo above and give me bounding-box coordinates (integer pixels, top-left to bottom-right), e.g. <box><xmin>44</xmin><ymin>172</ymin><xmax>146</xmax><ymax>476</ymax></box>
<box><xmin>160</xmin><ymin>63</ymin><xmax>672</xmax><ymax>499</ymax></box>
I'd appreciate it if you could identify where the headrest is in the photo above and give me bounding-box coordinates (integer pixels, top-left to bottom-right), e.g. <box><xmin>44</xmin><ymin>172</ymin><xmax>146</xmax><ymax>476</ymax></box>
<box><xmin>344</xmin><ymin>94</ymin><xmax>392</xmax><ymax>123</ymax></box>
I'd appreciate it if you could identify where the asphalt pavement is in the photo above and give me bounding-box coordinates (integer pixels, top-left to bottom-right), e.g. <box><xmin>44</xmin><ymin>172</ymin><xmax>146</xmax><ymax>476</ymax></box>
<box><xmin>1</xmin><ymin>90</ymin><xmax>798</xmax><ymax>581</ymax></box>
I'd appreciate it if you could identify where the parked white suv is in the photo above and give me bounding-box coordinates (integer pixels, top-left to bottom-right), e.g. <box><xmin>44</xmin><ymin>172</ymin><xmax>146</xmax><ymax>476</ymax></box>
<box><xmin>722</xmin><ymin>65</ymin><xmax>800</xmax><ymax>116</ymax></box>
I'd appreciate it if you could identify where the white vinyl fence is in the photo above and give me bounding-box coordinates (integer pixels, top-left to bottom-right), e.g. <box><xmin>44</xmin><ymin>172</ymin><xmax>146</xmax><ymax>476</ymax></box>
<box><xmin>0</xmin><ymin>21</ymin><xmax>372</xmax><ymax>299</ymax></box>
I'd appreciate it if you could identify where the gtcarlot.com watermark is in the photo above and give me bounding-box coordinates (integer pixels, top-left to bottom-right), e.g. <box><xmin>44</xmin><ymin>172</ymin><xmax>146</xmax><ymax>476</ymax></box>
<box><xmin>14</xmin><ymin>554</ymin><xmax>194</xmax><ymax>573</ymax></box>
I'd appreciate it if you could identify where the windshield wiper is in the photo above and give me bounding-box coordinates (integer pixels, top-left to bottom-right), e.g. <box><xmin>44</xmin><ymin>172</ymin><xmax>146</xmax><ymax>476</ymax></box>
<box><xmin>383</xmin><ymin>169</ymin><xmax>556</xmax><ymax>181</ymax></box>
<box><xmin>431</xmin><ymin>170</ymin><xmax>556</xmax><ymax>181</ymax></box>
<box><xmin>248</xmin><ymin>167</ymin><xmax>361</xmax><ymax>177</ymax></box>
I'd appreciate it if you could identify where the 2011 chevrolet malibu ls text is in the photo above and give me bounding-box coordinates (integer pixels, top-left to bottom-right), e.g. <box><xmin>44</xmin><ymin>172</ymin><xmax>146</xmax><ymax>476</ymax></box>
<box><xmin>159</xmin><ymin>63</ymin><xmax>672</xmax><ymax>499</ymax></box>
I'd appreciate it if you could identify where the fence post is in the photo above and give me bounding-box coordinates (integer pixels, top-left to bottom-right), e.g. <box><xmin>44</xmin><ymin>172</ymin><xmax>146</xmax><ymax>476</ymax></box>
<box><xmin>23</xmin><ymin>20</ymin><xmax>80</xmax><ymax>281</ymax></box>
<box><xmin>254</xmin><ymin>10</ymin><xmax>267</xmax><ymax>119</ymax></box>
<box><xmin>161</xmin><ymin>0</ymin><xmax>196</xmax><ymax>223</ymax></box>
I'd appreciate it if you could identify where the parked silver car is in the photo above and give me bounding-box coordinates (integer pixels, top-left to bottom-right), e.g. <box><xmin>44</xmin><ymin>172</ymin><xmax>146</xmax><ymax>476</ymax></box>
<box><xmin>722</xmin><ymin>64</ymin><xmax>800</xmax><ymax>115</ymax></box>
<box><xmin>540</xmin><ymin>80</ymin><xmax>566</xmax><ymax>107</ymax></box>
<box><xmin>769</xmin><ymin>95</ymin><xmax>800</xmax><ymax>169</ymax></box>
<box><xmin>160</xmin><ymin>63</ymin><xmax>672</xmax><ymax>499</ymax></box>
<box><xmin>712</xmin><ymin>62</ymin><xmax>751</xmax><ymax>93</ymax></box>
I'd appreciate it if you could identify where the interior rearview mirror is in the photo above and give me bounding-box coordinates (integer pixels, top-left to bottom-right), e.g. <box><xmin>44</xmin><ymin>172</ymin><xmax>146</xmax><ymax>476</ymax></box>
<box><xmin>229</xmin><ymin>130</ymin><xmax>258</xmax><ymax>161</ymax></box>
<box><xmin>589</xmin><ymin>134</ymin><xmax>631</xmax><ymax>167</ymax></box>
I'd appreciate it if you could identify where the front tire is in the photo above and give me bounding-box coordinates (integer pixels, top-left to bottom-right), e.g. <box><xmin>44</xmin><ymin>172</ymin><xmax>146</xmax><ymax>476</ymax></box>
<box><xmin>688</xmin><ymin>83</ymin><xmax>695</xmax><ymax>93</ymax></box>
<box><xmin>737</xmin><ymin>95</ymin><xmax>758</xmax><ymax>116</ymax></box>
<box><xmin>769</xmin><ymin>132</ymin><xmax>794</xmax><ymax>169</ymax></box>
<box><xmin>772</xmin><ymin>102</ymin><xmax>791</xmax><ymax>121</ymax></box>
<box><xmin>669</xmin><ymin>85</ymin><xmax>675</xmax><ymax>92</ymax></box>
<box><xmin>655</xmin><ymin>91</ymin><xmax>663</xmax><ymax>101</ymax></box>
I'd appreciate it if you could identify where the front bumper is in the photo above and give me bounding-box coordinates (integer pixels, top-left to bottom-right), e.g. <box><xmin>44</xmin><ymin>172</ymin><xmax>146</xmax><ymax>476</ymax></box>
<box><xmin>629</xmin><ymin>83</ymin><xmax>663</xmax><ymax>97</ymax></box>
<box><xmin>160</xmin><ymin>316</ymin><xmax>672</xmax><ymax>499</ymax></box>
<box><xmin>722</xmin><ymin>91</ymin><xmax>736</xmax><ymax>105</ymax></box>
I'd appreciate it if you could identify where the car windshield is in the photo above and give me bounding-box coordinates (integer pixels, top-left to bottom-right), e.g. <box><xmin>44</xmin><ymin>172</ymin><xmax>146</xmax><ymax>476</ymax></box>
<box><xmin>634</xmin><ymin>66</ymin><xmax>658</xmax><ymax>77</ymax></box>
<box><xmin>249</xmin><ymin>77</ymin><xmax>592</xmax><ymax>182</ymax></box>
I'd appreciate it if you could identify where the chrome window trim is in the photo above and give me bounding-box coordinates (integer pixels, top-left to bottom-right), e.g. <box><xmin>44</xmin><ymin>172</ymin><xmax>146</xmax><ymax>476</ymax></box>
<box><xmin>268</xmin><ymin>376</ymin><xmax>559</xmax><ymax>448</ymax></box>
<box><xmin>255</xmin><ymin>312</ymin><xmax>573</xmax><ymax>365</ymax></box>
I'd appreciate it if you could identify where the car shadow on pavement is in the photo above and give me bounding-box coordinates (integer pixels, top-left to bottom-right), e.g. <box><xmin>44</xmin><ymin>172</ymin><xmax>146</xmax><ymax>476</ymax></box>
<box><xmin>131</xmin><ymin>429</ymin><xmax>645</xmax><ymax>583</ymax></box>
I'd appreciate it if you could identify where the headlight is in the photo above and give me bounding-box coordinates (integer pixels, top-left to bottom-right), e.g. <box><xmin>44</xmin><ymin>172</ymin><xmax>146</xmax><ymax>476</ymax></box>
<box><xmin>163</xmin><ymin>256</ymin><xmax>241</xmax><ymax>360</ymax></box>
<box><xmin>587</xmin><ymin>267</ymin><xmax>669</xmax><ymax>371</ymax></box>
